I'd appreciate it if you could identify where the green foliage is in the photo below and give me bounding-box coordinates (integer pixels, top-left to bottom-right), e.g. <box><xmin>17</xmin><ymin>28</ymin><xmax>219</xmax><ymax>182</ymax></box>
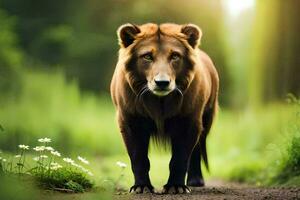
<box><xmin>0</xmin><ymin>9</ymin><xmax>23</xmax><ymax>68</ymax></box>
<box><xmin>226</xmin><ymin>162</ymin><xmax>265</xmax><ymax>184</ymax></box>
<box><xmin>31</xmin><ymin>25</ymin><xmax>74</xmax><ymax>64</ymax></box>
<box><xmin>0</xmin><ymin>138</ymin><xmax>94</xmax><ymax>193</ymax></box>
<box><xmin>270</xmin><ymin>96</ymin><xmax>300</xmax><ymax>186</ymax></box>
<box><xmin>35</xmin><ymin>168</ymin><xmax>93</xmax><ymax>192</ymax></box>
<box><xmin>0</xmin><ymin>9</ymin><xmax>23</xmax><ymax>96</ymax></box>
<box><xmin>221</xmin><ymin>95</ymin><xmax>300</xmax><ymax>186</ymax></box>
<box><xmin>0</xmin><ymin>70</ymin><xmax>123</xmax><ymax>155</ymax></box>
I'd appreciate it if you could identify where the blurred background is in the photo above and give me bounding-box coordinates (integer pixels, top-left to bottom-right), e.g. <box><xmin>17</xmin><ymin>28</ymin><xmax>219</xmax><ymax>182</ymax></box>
<box><xmin>0</xmin><ymin>0</ymin><xmax>299</xmax><ymax>187</ymax></box>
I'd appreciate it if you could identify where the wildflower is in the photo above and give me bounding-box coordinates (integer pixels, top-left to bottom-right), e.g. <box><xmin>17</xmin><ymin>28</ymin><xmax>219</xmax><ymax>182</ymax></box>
<box><xmin>77</xmin><ymin>156</ymin><xmax>89</xmax><ymax>165</ymax></box>
<box><xmin>50</xmin><ymin>162</ymin><xmax>59</xmax><ymax>166</ymax></box>
<box><xmin>50</xmin><ymin>151</ymin><xmax>61</xmax><ymax>157</ymax></box>
<box><xmin>33</xmin><ymin>146</ymin><xmax>45</xmax><ymax>152</ymax></box>
<box><xmin>71</xmin><ymin>162</ymin><xmax>80</xmax><ymax>168</ymax></box>
<box><xmin>116</xmin><ymin>161</ymin><xmax>127</xmax><ymax>168</ymax></box>
<box><xmin>50</xmin><ymin>162</ymin><xmax>62</xmax><ymax>170</ymax></box>
<box><xmin>76</xmin><ymin>164</ymin><xmax>93</xmax><ymax>176</ymax></box>
<box><xmin>33</xmin><ymin>157</ymin><xmax>40</xmax><ymax>161</ymax></box>
<box><xmin>51</xmin><ymin>165</ymin><xmax>62</xmax><ymax>170</ymax></box>
<box><xmin>38</xmin><ymin>137</ymin><xmax>51</xmax><ymax>143</ymax></box>
<box><xmin>40</xmin><ymin>155</ymin><xmax>48</xmax><ymax>159</ymax></box>
<box><xmin>15</xmin><ymin>155</ymin><xmax>21</xmax><ymax>158</ymax></box>
<box><xmin>79</xmin><ymin>166</ymin><xmax>88</xmax><ymax>173</ymax></box>
<box><xmin>78</xmin><ymin>165</ymin><xmax>85</xmax><ymax>170</ymax></box>
<box><xmin>63</xmin><ymin>158</ymin><xmax>74</xmax><ymax>164</ymax></box>
<box><xmin>45</xmin><ymin>146</ymin><xmax>54</xmax><ymax>151</ymax></box>
<box><xmin>18</xmin><ymin>144</ymin><xmax>29</xmax><ymax>150</ymax></box>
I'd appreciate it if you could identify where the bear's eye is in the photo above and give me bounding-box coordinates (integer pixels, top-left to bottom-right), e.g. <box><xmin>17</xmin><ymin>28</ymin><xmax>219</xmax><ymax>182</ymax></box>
<box><xmin>170</xmin><ymin>52</ymin><xmax>181</xmax><ymax>61</ymax></box>
<box><xmin>142</xmin><ymin>53</ymin><xmax>153</xmax><ymax>62</ymax></box>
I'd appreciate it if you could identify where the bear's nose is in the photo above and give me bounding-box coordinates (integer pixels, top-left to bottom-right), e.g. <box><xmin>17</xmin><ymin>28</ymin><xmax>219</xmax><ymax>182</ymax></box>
<box><xmin>154</xmin><ymin>80</ymin><xmax>170</xmax><ymax>89</ymax></box>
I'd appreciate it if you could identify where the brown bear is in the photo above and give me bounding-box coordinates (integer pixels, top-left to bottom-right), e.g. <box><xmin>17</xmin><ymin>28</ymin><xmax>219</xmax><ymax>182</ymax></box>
<box><xmin>110</xmin><ymin>23</ymin><xmax>219</xmax><ymax>194</ymax></box>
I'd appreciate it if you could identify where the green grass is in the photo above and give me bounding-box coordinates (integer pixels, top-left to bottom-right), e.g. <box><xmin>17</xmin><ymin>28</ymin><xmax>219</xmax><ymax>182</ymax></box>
<box><xmin>0</xmin><ymin>70</ymin><xmax>123</xmax><ymax>156</ymax></box>
<box><xmin>269</xmin><ymin>97</ymin><xmax>300</xmax><ymax>186</ymax></box>
<box><xmin>0</xmin><ymin>138</ymin><xmax>95</xmax><ymax>193</ymax></box>
<box><xmin>35</xmin><ymin>168</ymin><xmax>93</xmax><ymax>192</ymax></box>
<box><xmin>0</xmin><ymin>174</ymin><xmax>112</xmax><ymax>200</ymax></box>
<box><xmin>215</xmin><ymin>96</ymin><xmax>300</xmax><ymax>186</ymax></box>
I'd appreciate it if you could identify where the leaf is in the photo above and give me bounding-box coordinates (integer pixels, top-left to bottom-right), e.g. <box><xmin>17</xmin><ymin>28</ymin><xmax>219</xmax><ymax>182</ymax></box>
<box><xmin>27</xmin><ymin>166</ymin><xmax>39</xmax><ymax>173</ymax></box>
<box><xmin>65</xmin><ymin>180</ymin><xmax>84</xmax><ymax>192</ymax></box>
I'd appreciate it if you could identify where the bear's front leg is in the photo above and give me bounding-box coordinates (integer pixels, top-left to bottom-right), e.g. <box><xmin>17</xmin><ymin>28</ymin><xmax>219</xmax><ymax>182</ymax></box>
<box><xmin>119</xmin><ymin>115</ymin><xmax>154</xmax><ymax>194</ymax></box>
<box><xmin>163</xmin><ymin>117</ymin><xmax>200</xmax><ymax>194</ymax></box>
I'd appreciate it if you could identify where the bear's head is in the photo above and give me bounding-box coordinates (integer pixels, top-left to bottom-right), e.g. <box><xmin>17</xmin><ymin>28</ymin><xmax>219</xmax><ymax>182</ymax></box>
<box><xmin>117</xmin><ymin>23</ymin><xmax>202</xmax><ymax>98</ymax></box>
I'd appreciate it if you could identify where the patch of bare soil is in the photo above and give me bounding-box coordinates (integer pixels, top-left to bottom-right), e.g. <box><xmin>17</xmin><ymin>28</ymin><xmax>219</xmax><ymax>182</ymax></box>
<box><xmin>114</xmin><ymin>180</ymin><xmax>300</xmax><ymax>200</ymax></box>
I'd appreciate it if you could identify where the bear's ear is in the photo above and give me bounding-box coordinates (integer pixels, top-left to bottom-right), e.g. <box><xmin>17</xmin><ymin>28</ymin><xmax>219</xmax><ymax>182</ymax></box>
<box><xmin>181</xmin><ymin>24</ymin><xmax>202</xmax><ymax>48</ymax></box>
<box><xmin>117</xmin><ymin>23</ymin><xmax>141</xmax><ymax>48</ymax></box>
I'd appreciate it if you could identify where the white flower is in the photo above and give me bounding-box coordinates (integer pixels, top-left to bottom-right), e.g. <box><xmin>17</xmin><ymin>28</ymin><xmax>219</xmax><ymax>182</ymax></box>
<box><xmin>116</xmin><ymin>161</ymin><xmax>127</xmax><ymax>168</ymax></box>
<box><xmin>75</xmin><ymin>164</ymin><xmax>93</xmax><ymax>176</ymax></box>
<box><xmin>77</xmin><ymin>156</ymin><xmax>89</xmax><ymax>165</ymax></box>
<box><xmin>45</xmin><ymin>146</ymin><xmax>54</xmax><ymax>151</ymax></box>
<box><xmin>15</xmin><ymin>155</ymin><xmax>21</xmax><ymax>158</ymax></box>
<box><xmin>40</xmin><ymin>155</ymin><xmax>48</xmax><ymax>159</ymax></box>
<box><xmin>63</xmin><ymin>158</ymin><xmax>74</xmax><ymax>164</ymax></box>
<box><xmin>71</xmin><ymin>162</ymin><xmax>79</xmax><ymax>167</ymax></box>
<box><xmin>18</xmin><ymin>144</ymin><xmax>29</xmax><ymax>150</ymax></box>
<box><xmin>50</xmin><ymin>162</ymin><xmax>62</xmax><ymax>170</ymax></box>
<box><xmin>80</xmin><ymin>166</ymin><xmax>89</xmax><ymax>173</ymax></box>
<box><xmin>33</xmin><ymin>146</ymin><xmax>45</xmax><ymax>152</ymax></box>
<box><xmin>50</xmin><ymin>151</ymin><xmax>61</xmax><ymax>157</ymax></box>
<box><xmin>50</xmin><ymin>162</ymin><xmax>59</xmax><ymax>166</ymax></box>
<box><xmin>33</xmin><ymin>157</ymin><xmax>40</xmax><ymax>161</ymax></box>
<box><xmin>38</xmin><ymin>137</ymin><xmax>51</xmax><ymax>143</ymax></box>
<box><xmin>51</xmin><ymin>165</ymin><xmax>62</xmax><ymax>170</ymax></box>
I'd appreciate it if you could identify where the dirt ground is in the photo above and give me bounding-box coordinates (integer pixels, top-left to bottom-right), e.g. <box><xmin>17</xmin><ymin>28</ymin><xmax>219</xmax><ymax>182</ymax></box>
<box><xmin>114</xmin><ymin>180</ymin><xmax>300</xmax><ymax>200</ymax></box>
<box><xmin>43</xmin><ymin>180</ymin><xmax>300</xmax><ymax>200</ymax></box>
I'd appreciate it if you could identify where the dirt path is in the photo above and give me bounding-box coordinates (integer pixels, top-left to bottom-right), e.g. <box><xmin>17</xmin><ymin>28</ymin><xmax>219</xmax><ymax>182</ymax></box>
<box><xmin>114</xmin><ymin>180</ymin><xmax>300</xmax><ymax>200</ymax></box>
<box><xmin>42</xmin><ymin>180</ymin><xmax>300</xmax><ymax>200</ymax></box>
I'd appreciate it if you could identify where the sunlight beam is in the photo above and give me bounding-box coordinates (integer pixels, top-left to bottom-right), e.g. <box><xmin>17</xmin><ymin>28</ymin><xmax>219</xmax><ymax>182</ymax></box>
<box><xmin>223</xmin><ymin>0</ymin><xmax>255</xmax><ymax>17</ymax></box>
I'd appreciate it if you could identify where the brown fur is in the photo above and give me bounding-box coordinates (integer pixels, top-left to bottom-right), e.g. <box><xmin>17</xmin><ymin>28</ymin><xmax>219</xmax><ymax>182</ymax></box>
<box><xmin>110</xmin><ymin>23</ymin><xmax>219</xmax><ymax>193</ymax></box>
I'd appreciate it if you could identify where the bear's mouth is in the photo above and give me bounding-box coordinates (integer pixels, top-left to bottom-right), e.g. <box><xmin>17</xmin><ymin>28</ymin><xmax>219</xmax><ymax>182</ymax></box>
<box><xmin>152</xmin><ymin>88</ymin><xmax>172</xmax><ymax>96</ymax></box>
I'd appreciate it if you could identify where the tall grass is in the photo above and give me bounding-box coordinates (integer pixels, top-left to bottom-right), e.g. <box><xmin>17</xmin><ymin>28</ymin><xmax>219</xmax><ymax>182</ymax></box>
<box><xmin>270</xmin><ymin>96</ymin><xmax>300</xmax><ymax>186</ymax></box>
<box><xmin>221</xmin><ymin>95</ymin><xmax>300</xmax><ymax>186</ymax></box>
<box><xmin>0</xmin><ymin>137</ymin><xmax>94</xmax><ymax>192</ymax></box>
<box><xmin>0</xmin><ymin>70</ymin><xmax>124</xmax><ymax>156</ymax></box>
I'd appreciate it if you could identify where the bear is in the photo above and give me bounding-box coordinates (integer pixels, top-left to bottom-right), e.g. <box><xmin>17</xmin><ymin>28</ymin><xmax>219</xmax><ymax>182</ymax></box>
<box><xmin>110</xmin><ymin>23</ymin><xmax>219</xmax><ymax>194</ymax></box>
